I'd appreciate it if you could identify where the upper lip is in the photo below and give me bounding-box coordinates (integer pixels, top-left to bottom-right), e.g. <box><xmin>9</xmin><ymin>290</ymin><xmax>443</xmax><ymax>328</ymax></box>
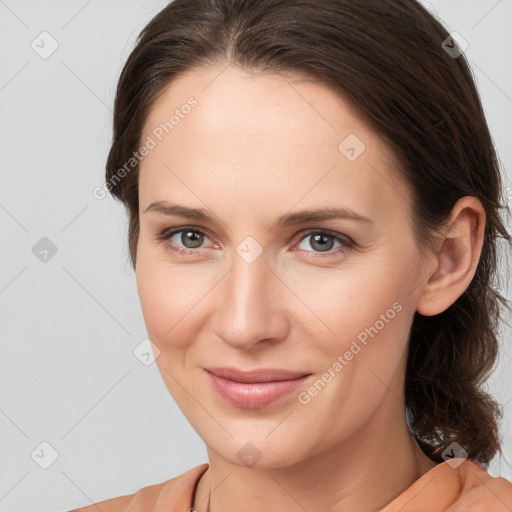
<box><xmin>205</xmin><ymin>366</ymin><xmax>311</xmax><ymax>383</ymax></box>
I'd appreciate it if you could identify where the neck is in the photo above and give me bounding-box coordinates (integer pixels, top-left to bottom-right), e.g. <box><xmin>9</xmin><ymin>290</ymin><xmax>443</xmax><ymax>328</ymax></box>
<box><xmin>193</xmin><ymin>405</ymin><xmax>437</xmax><ymax>512</ymax></box>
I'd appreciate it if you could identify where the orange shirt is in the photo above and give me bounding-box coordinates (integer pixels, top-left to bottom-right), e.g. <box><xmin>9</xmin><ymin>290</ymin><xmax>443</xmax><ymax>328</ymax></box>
<box><xmin>70</xmin><ymin>458</ymin><xmax>512</xmax><ymax>511</ymax></box>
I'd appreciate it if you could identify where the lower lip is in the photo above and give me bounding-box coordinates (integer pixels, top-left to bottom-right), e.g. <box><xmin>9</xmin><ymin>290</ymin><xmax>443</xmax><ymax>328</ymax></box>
<box><xmin>205</xmin><ymin>371</ymin><xmax>311</xmax><ymax>409</ymax></box>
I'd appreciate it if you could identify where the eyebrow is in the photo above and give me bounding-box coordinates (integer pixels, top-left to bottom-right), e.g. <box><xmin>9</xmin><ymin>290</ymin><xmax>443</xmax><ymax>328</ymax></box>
<box><xmin>144</xmin><ymin>201</ymin><xmax>373</xmax><ymax>227</ymax></box>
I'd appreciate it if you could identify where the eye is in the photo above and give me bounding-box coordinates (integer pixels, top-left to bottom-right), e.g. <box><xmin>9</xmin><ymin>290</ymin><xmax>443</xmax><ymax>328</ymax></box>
<box><xmin>294</xmin><ymin>230</ymin><xmax>354</xmax><ymax>258</ymax></box>
<box><xmin>157</xmin><ymin>227</ymin><xmax>215</xmax><ymax>255</ymax></box>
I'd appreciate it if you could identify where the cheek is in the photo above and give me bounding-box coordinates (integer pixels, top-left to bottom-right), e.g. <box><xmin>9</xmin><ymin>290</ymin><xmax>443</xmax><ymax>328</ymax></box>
<box><xmin>295</xmin><ymin>275</ymin><xmax>410</xmax><ymax>427</ymax></box>
<box><xmin>292</xmin><ymin>263</ymin><xmax>413</xmax><ymax>401</ymax></box>
<box><xmin>289</xmin><ymin>262</ymin><xmax>407</xmax><ymax>345</ymax></box>
<box><xmin>135</xmin><ymin>253</ymin><xmax>215</xmax><ymax>350</ymax></box>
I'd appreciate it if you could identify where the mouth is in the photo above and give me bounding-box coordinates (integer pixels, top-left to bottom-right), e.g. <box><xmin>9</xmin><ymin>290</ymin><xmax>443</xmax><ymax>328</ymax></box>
<box><xmin>204</xmin><ymin>367</ymin><xmax>312</xmax><ymax>408</ymax></box>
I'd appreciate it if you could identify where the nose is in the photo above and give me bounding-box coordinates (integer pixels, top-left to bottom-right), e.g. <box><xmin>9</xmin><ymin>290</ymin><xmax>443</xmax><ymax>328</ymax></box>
<box><xmin>210</xmin><ymin>248</ymin><xmax>289</xmax><ymax>351</ymax></box>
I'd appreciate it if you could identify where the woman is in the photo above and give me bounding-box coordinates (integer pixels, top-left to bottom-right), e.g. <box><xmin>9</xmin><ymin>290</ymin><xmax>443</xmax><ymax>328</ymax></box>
<box><xmin>72</xmin><ymin>0</ymin><xmax>512</xmax><ymax>510</ymax></box>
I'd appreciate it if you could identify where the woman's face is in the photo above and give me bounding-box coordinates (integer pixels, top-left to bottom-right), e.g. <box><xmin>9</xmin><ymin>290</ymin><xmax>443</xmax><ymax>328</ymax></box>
<box><xmin>136</xmin><ymin>64</ymin><xmax>430</xmax><ymax>468</ymax></box>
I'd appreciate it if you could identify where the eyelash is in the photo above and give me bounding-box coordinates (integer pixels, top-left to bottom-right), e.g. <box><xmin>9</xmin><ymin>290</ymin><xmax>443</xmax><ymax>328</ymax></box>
<box><xmin>156</xmin><ymin>226</ymin><xmax>355</xmax><ymax>259</ymax></box>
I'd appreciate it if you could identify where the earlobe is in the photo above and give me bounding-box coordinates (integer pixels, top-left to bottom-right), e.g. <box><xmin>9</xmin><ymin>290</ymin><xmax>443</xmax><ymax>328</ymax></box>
<box><xmin>416</xmin><ymin>197</ymin><xmax>485</xmax><ymax>317</ymax></box>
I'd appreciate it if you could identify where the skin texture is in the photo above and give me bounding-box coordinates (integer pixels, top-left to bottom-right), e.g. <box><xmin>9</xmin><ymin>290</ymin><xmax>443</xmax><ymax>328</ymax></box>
<box><xmin>135</xmin><ymin>63</ymin><xmax>486</xmax><ymax>512</ymax></box>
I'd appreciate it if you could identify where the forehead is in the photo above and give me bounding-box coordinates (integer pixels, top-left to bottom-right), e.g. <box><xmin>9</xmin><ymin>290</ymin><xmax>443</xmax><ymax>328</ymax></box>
<box><xmin>141</xmin><ymin>64</ymin><xmax>376</xmax><ymax>155</ymax></box>
<box><xmin>138</xmin><ymin>64</ymin><xmax>412</xmax><ymax>228</ymax></box>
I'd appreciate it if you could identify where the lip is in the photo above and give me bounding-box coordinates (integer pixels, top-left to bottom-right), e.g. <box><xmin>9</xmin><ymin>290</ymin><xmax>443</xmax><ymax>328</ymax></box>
<box><xmin>205</xmin><ymin>366</ymin><xmax>311</xmax><ymax>383</ymax></box>
<box><xmin>204</xmin><ymin>367</ymin><xmax>312</xmax><ymax>409</ymax></box>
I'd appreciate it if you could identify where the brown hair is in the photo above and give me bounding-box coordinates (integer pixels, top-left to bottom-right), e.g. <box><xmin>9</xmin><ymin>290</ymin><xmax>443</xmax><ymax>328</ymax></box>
<box><xmin>105</xmin><ymin>0</ymin><xmax>511</xmax><ymax>467</ymax></box>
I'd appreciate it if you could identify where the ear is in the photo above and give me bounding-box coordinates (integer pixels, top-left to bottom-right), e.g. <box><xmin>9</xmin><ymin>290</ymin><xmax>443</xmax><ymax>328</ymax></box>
<box><xmin>416</xmin><ymin>196</ymin><xmax>486</xmax><ymax>317</ymax></box>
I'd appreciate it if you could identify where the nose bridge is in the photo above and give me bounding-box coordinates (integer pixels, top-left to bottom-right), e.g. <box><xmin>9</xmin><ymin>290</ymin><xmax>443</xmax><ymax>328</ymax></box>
<box><xmin>212</xmin><ymin>246</ymin><xmax>286</xmax><ymax>348</ymax></box>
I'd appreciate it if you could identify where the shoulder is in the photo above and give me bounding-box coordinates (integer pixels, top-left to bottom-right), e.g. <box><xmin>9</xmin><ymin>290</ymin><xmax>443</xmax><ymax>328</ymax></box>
<box><xmin>382</xmin><ymin>458</ymin><xmax>512</xmax><ymax>512</ymax></box>
<box><xmin>446</xmin><ymin>459</ymin><xmax>512</xmax><ymax>512</ymax></box>
<box><xmin>68</xmin><ymin>463</ymin><xmax>209</xmax><ymax>512</ymax></box>
<box><xmin>68</xmin><ymin>482</ymin><xmax>162</xmax><ymax>512</ymax></box>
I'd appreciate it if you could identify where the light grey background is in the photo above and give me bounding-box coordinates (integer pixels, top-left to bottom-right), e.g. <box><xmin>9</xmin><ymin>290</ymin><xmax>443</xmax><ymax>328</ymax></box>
<box><xmin>0</xmin><ymin>1</ymin><xmax>511</xmax><ymax>511</ymax></box>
